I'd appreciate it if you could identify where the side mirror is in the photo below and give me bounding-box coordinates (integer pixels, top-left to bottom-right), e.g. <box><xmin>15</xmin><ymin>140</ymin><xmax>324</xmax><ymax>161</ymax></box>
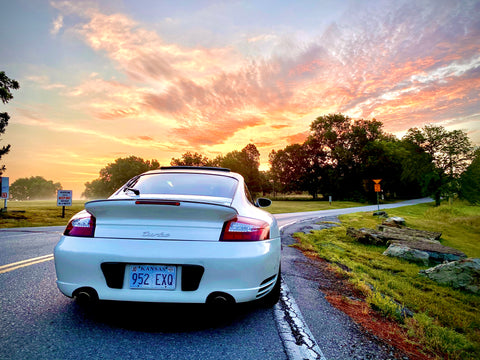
<box><xmin>255</xmin><ymin>197</ymin><xmax>272</xmax><ymax>208</ymax></box>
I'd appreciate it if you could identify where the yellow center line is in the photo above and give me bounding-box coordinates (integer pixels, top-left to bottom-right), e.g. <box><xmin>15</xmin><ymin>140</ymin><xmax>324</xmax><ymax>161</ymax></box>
<box><xmin>0</xmin><ymin>254</ymin><xmax>54</xmax><ymax>274</ymax></box>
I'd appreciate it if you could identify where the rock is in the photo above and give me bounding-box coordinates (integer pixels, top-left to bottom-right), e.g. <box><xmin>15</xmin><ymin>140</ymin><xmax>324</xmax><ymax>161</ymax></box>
<box><xmin>349</xmin><ymin>222</ymin><xmax>464</xmax><ymax>265</ymax></box>
<box><xmin>384</xmin><ymin>240</ymin><xmax>466</xmax><ymax>264</ymax></box>
<box><xmin>373</xmin><ymin>211</ymin><xmax>388</xmax><ymax>217</ymax></box>
<box><xmin>420</xmin><ymin>258</ymin><xmax>480</xmax><ymax>294</ymax></box>
<box><xmin>383</xmin><ymin>243</ymin><xmax>430</xmax><ymax>266</ymax></box>
<box><xmin>382</xmin><ymin>217</ymin><xmax>406</xmax><ymax>227</ymax></box>
<box><xmin>377</xmin><ymin>225</ymin><xmax>442</xmax><ymax>243</ymax></box>
<box><xmin>346</xmin><ymin>227</ymin><xmax>388</xmax><ymax>245</ymax></box>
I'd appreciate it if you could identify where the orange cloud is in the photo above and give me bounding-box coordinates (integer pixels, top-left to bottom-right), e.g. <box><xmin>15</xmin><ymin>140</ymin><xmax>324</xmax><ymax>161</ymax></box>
<box><xmin>51</xmin><ymin>0</ymin><xmax>480</xmax><ymax>152</ymax></box>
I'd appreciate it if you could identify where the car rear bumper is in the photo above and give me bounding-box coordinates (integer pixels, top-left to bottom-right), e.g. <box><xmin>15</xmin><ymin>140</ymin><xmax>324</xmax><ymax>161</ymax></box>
<box><xmin>54</xmin><ymin>236</ymin><xmax>281</xmax><ymax>304</ymax></box>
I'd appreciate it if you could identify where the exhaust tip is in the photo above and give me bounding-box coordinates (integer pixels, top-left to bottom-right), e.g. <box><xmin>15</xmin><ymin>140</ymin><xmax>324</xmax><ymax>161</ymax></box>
<box><xmin>206</xmin><ymin>292</ymin><xmax>235</xmax><ymax>306</ymax></box>
<box><xmin>73</xmin><ymin>287</ymin><xmax>98</xmax><ymax>306</ymax></box>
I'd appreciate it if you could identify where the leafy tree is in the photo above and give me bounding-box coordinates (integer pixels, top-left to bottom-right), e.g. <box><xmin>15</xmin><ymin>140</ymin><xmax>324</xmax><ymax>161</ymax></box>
<box><xmin>403</xmin><ymin>125</ymin><xmax>474</xmax><ymax>205</ymax></box>
<box><xmin>269</xmin><ymin>143</ymin><xmax>322</xmax><ymax>198</ymax></box>
<box><xmin>459</xmin><ymin>148</ymin><xmax>480</xmax><ymax>204</ymax></box>
<box><xmin>307</xmin><ymin>114</ymin><xmax>388</xmax><ymax>201</ymax></box>
<box><xmin>171</xmin><ymin>152</ymin><xmax>213</xmax><ymax>167</ymax></box>
<box><xmin>0</xmin><ymin>71</ymin><xmax>20</xmax><ymax>174</ymax></box>
<box><xmin>374</xmin><ymin>139</ymin><xmax>428</xmax><ymax>199</ymax></box>
<box><xmin>10</xmin><ymin>176</ymin><xmax>61</xmax><ymax>200</ymax></box>
<box><xmin>169</xmin><ymin>144</ymin><xmax>262</xmax><ymax>193</ymax></box>
<box><xmin>217</xmin><ymin>144</ymin><xmax>262</xmax><ymax>193</ymax></box>
<box><xmin>83</xmin><ymin>156</ymin><xmax>160</xmax><ymax>198</ymax></box>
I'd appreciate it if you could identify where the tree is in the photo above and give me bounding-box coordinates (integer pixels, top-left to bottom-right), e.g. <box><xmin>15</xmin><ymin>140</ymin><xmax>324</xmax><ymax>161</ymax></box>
<box><xmin>83</xmin><ymin>156</ymin><xmax>160</xmax><ymax>198</ymax></box>
<box><xmin>269</xmin><ymin>143</ymin><xmax>322</xmax><ymax>198</ymax></box>
<box><xmin>307</xmin><ymin>114</ymin><xmax>388</xmax><ymax>201</ymax></box>
<box><xmin>169</xmin><ymin>145</ymin><xmax>263</xmax><ymax>194</ymax></box>
<box><xmin>403</xmin><ymin>125</ymin><xmax>474</xmax><ymax>206</ymax></box>
<box><xmin>10</xmin><ymin>176</ymin><xmax>62</xmax><ymax>200</ymax></box>
<box><xmin>459</xmin><ymin>148</ymin><xmax>480</xmax><ymax>205</ymax></box>
<box><xmin>171</xmin><ymin>152</ymin><xmax>213</xmax><ymax>167</ymax></box>
<box><xmin>0</xmin><ymin>71</ymin><xmax>20</xmax><ymax>174</ymax></box>
<box><xmin>217</xmin><ymin>144</ymin><xmax>263</xmax><ymax>193</ymax></box>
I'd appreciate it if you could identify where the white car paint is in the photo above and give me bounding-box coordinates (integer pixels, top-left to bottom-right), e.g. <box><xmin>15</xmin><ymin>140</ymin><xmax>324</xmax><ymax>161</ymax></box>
<box><xmin>54</xmin><ymin>167</ymin><xmax>281</xmax><ymax>305</ymax></box>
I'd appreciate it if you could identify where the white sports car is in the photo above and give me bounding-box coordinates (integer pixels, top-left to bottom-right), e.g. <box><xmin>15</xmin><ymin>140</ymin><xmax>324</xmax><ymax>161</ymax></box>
<box><xmin>54</xmin><ymin>167</ymin><xmax>281</xmax><ymax>307</ymax></box>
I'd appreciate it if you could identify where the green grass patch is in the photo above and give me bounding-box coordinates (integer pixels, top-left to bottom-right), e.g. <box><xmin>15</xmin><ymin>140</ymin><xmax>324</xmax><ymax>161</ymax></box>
<box><xmin>294</xmin><ymin>200</ymin><xmax>480</xmax><ymax>359</ymax></box>
<box><xmin>0</xmin><ymin>200</ymin><xmax>87</xmax><ymax>228</ymax></box>
<box><xmin>267</xmin><ymin>200</ymin><xmax>367</xmax><ymax>214</ymax></box>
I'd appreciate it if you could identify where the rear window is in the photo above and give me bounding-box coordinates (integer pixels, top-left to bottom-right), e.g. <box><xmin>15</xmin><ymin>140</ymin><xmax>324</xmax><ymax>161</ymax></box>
<box><xmin>127</xmin><ymin>173</ymin><xmax>238</xmax><ymax>198</ymax></box>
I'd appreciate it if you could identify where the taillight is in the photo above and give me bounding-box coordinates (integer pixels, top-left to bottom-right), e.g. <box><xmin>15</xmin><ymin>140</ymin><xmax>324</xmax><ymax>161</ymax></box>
<box><xmin>220</xmin><ymin>216</ymin><xmax>270</xmax><ymax>241</ymax></box>
<box><xmin>64</xmin><ymin>210</ymin><xmax>96</xmax><ymax>237</ymax></box>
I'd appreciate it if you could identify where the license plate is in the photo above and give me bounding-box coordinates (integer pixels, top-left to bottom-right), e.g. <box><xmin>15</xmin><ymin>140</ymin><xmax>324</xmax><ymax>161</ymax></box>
<box><xmin>128</xmin><ymin>265</ymin><xmax>176</xmax><ymax>290</ymax></box>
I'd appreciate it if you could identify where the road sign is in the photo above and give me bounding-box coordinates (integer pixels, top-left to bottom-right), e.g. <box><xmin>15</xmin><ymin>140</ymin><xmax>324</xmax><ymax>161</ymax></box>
<box><xmin>57</xmin><ymin>190</ymin><xmax>73</xmax><ymax>206</ymax></box>
<box><xmin>374</xmin><ymin>184</ymin><xmax>381</xmax><ymax>192</ymax></box>
<box><xmin>1</xmin><ymin>177</ymin><xmax>9</xmax><ymax>199</ymax></box>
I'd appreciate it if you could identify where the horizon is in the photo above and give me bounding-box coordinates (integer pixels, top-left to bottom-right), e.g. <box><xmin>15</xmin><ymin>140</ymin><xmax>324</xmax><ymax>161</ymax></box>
<box><xmin>1</xmin><ymin>0</ymin><xmax>479</xmax><ymax>199</ymax></box>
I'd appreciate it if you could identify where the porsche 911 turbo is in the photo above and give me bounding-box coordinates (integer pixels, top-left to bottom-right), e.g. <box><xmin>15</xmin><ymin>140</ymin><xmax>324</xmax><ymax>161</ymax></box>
<box><xmin>54</xmin><ymin>166</ymin><xmax>281</xmax><ymax>307</ymax></box>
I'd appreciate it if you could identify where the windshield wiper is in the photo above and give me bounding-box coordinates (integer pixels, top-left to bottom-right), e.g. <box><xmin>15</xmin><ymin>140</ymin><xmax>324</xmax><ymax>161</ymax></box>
<box><xmin>124</xmin><ymin>187</ymin><xmax>140</xmax><ymax>195</ymax></box>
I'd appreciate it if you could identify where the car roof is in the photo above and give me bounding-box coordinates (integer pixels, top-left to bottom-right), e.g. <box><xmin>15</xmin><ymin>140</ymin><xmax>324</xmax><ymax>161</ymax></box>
<box><xmin>140</xmin><ymin>166</ymin><xmax>244</xmax><ymax>181</ymax></box>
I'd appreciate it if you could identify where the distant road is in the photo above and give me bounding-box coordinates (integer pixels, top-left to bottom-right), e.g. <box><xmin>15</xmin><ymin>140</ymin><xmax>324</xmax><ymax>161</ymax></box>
<box><xmin>274</xmin><ymin>197</ymin><xmax>433</xmax><ymax>226</ymax></box>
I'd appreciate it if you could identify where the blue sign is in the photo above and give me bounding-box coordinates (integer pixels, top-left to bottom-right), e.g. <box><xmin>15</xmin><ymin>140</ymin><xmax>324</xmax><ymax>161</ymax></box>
<box><xmin>1</xmin><ymin>177</ymin><xmax>9</xmax><ymax>199</ymax></box>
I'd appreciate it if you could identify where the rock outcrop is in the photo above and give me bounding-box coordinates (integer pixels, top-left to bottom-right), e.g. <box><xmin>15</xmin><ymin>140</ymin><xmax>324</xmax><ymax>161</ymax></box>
<box><xmin>383</xmin><ymin>241</ymin><xmax>466</xmax><ymax>265</ymax></box>
<box><xmin>420</xmin><ymin>258</ymin><xmax>480</xmax><ymax>294</ymax></box>
<box><xmin>382</xmin><ymin>216</ymin><xmax>406</xmax><ymax>227</ymax></box>
<box><xmin>347</xmin><ymin>218</ymin><xmax>466</xmax><ymax>265</ymax></box>
<box><xmin>383</xmin><ymin>243</ymin><xmax>430</xmax><ymax>265</ymax></box>
<box><xmin>346</xmin><ymin>227</ymin><xmax>388</xmax><ymax>246</ymax></box>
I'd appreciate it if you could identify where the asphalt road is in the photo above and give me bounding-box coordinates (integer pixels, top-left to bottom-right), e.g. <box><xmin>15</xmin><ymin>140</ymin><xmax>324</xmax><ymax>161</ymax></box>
<box><xmin>0</xmin><ymin>198</ymin><xmax>431</xmax><ymax>359</ymax></box>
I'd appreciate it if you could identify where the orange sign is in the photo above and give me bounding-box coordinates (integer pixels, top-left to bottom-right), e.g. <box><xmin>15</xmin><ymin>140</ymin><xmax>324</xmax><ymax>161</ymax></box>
<box><xmin>374</xmin><ymin>184</ymin><xmax>381</xmax><ymax>192</ymax></box>
<box><xmin>373</xmin><ymin>179</ymin><xmax>382</xmax><ymax>184</ymax></box>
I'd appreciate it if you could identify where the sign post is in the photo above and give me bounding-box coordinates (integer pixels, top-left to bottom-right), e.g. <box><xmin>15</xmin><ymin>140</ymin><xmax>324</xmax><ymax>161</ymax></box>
<box><xmin>57</xmin><ymin>190</ymin><xmax>73</xmax><ymax>218</ymax></box>
<box><xmin>373</xmin><ymin>179</ymin><xmax>382</xmax><ymax>211</ymax></box>
<box><xmin>1</xmin><ymin>177</ymin><xmax>9</xmax><ymax>211</ymax></box>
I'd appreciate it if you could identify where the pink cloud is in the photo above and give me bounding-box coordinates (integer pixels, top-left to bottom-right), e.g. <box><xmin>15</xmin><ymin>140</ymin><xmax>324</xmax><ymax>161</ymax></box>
<box><xmin>54</xmin><ymin>0</ymin><xmax>480</xmax><ymax>151</ymax></box>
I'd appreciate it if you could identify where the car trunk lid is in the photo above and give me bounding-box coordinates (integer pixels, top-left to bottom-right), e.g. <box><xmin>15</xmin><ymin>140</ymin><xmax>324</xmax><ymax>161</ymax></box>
<box><xmin>85</xmin><ymin>198</ymin><xmax>238</xmax><ymax>241</ymax></box>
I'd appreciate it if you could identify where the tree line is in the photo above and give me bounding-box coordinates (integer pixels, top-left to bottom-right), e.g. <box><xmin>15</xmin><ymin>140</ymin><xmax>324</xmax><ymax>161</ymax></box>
<box><xmin>270</xmin><ymin>114</ymin><xmax>477</xmax><ymax>205</ymax></box>
<box><xmin>7</xmin><ymin>113</ymin><xmax>480</xmax><ymax>205</ymax></box>
<box><xmin>78</xmin><ymin>113</ymin><xmax>479</xmax><ymax>205</ymax></box>
<box><xmin>82</xmin><ymin>144</ymin><xmax>262</xmax><ymax>198</ymax></box>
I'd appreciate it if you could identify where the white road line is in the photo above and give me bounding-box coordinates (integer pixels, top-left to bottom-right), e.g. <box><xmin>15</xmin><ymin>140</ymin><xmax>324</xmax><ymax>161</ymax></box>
<box><xmin>276</xmin><ymin>222</ymin><xmax>326</xmax><ymax>360</ymax></box>
<box><xmin>0</xmin><ymin>254</ymin><xmax>54</xmax><ymax>274</ymax></box>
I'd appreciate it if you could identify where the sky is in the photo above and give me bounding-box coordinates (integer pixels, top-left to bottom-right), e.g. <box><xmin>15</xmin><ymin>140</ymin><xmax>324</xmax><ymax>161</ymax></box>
<box><xmin>1</xmin><ymin>0</ymin><xmax>479</xmax><ymax>198</ymax></box>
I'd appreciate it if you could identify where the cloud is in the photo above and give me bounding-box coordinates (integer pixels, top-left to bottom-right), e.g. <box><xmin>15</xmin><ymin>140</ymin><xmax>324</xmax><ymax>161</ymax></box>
<box><xmin>285</xmin><ymin>131</ymin><xmax>309</xmax><ymax>145</ymax></box>
<box><xmin>51</xmin><ymin>0</ymin><xmax>480</xmax><ymax>152</ymax></box>
<box><xmin>50</xmin><ymin>14</ymin><xmax>63</xmax><ymax>35</ymax></box>
<box><xmin>72</xmin><ymin>10</ymin><xmax>242</xmax><ymax>83</ymax></box>
<box><xmin>26</xmin><ymin>75</ymin><xmax>66</xmax><ymax>90</ymax></box>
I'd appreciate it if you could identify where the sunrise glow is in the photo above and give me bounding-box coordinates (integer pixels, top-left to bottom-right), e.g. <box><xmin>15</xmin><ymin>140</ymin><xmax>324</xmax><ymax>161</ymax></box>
<box><xmin>2</xmin><ymin>0</ymin><xmax>479</xmax><ymax>198</ymax></box>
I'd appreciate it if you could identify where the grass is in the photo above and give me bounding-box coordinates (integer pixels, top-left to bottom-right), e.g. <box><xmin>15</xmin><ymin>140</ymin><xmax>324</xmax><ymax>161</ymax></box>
<box><xmin>0</xmin><ymin>199</ymin><xmax>369</xmax><ymax>228</ymax></box>
<box><xmin>293</xmin><ymin>200</ymin><xmax>480</xmax><ymax>359</ymax></box>
<box><xmin>267</xmin><ymin>200</ymin><xmax>368</xmax><ymax>214</ymax></box>
<box><xmin>0</xmin><ymin>200</ymin><xmax>87</xmax><ymax>228</ymax></box>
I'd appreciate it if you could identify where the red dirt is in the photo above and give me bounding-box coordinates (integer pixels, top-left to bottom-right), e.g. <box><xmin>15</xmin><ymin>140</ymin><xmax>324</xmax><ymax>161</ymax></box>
<box><xmin>301</xmin><ymin>250</ymin><xmax>435</xmax><ymax>360</ymax></box>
